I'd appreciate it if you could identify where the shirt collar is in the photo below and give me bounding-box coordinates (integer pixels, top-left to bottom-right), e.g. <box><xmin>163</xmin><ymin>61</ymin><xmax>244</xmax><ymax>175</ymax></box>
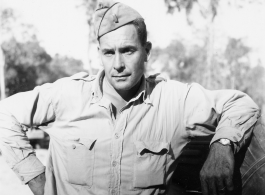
<box><xmin>128</xmin><ymin>76</ymin><xmax>153</xmax><ymax>105</ymax></box>
<box><xmin>91</xmin><ymin>69</ymin><xmax>153</xmax><ymax>106</ymax></box>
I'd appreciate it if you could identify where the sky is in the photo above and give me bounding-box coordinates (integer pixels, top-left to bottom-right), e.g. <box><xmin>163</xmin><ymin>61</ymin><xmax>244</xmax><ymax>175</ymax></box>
<box><xmin>1</xmin><ymin>0</ymin><xmax>265</xmax><ymax>69</ymax></box>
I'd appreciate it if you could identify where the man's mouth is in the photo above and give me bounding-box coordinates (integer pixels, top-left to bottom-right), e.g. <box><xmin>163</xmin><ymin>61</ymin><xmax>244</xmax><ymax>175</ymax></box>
<box><xmin>112</xmin><ymin>74</ymin><xmax>130</xmax><ymax>81</ymax></box>
<box><xmin>113</xmin><ymin>74</ymin><xmax>130</xmax><ymax>78</ymax></box>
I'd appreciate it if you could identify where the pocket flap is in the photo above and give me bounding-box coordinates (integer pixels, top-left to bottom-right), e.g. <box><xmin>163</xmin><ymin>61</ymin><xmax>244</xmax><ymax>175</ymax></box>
<box><xmin>134</xmin><ymin>141</ymin><xmax>169</xmax><ymax>155</ymax></box>
<box><xmin>79</xmin><ymin>138</ymin><xmax>97</xmax><ymax>150</ymax></box>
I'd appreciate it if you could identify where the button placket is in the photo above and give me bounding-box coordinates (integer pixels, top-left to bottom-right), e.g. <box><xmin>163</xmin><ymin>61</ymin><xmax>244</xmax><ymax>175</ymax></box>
<box><xmin>109</xmin><ymin>104</ymin><xmax>133</xmax><ymax>195</ymax></box>
<box><xmin>109</xmin><ymin>111</ymin><xmax>128</xmax><ymax>195</ymax></box>
<box><xmin>110</xmin><ymin>134</ymin><xmax>121</xmax><ymax>192</ymax></box>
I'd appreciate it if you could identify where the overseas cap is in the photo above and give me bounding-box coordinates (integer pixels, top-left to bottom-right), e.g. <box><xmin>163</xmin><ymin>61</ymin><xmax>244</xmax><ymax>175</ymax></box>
<box><xmin>94</xmin><ymin>0</ymin><xmax>143</xmax><ymax>39</ymax></box>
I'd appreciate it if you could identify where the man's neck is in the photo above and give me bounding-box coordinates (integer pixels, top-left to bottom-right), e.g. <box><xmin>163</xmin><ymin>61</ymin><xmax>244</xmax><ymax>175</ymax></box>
<box><xmin>102</xmin><ymin>77</ymin><xmax>142</xmax><ymax>116</ymax></box>
<box><xmin>116</xmin><ymin>79</ymin><xmax>142</xmax><ymax>102</ymax></box>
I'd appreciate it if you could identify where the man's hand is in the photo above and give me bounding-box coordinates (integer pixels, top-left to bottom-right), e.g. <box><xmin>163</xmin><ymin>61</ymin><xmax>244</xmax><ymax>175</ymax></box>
<box><xmin>200</xmin><ymin>142</ymin><xmax>235</xmax><ymax>195</ymax></box>
<box><xmin>28</xmin><ymin>172</ymin><xmax>46</xmax><ymax>195</ymax></box>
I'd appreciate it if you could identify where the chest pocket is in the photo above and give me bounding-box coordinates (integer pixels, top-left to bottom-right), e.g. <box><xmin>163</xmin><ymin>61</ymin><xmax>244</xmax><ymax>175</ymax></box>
<box><xmin>66</xmin><ymin>138</ymin><xmax>96</xmax><ymax>187</ymax></box>
<box><xmin>133</xmin><ymin>141</ymin><xmax>169</xmax><ymax>188</ymax></box>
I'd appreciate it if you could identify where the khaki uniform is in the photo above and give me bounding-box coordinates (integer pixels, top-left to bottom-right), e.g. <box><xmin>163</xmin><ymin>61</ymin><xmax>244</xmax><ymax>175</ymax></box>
<box><xmin>0</xmin><ymin>69</ymin><xmax>259</xmax><ymax>195</ymax></box>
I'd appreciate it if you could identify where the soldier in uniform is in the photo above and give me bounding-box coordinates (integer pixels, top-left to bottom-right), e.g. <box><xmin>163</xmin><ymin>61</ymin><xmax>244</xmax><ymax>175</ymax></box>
<box><xmin>0</xmin><ymin>1</ymin><xmax>262</xmax><ymax>195</ymax></box>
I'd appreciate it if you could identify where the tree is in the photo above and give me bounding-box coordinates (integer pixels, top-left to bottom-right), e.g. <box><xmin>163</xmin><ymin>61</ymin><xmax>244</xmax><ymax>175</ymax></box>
<box><xmin>150</xmin><ymin>36</ymin><xmax>265</xmax><ymax>109</ymax></box>
<box><xmin>2</xmin><ymin>38</ymin><xmax>87</xmax><ymax>97</ymax></box>
<box><xmin>148</xmin><ymin>40</ymin><xmax>207</xmax><ymax>84</ymax></box>
<box><xmin>78</xmin><ymin>0</ymin><xmax>98</xmax><ymax>74</ymax></box>
<box><xmin>38</xmin><ymin>54</ymin><xmax>85</xmax><ymax>85</ymax></box>
<box><xmin>2</xmin><ymin>38</ymin><xmax>52</xmax><ymax>96</ymax></box>
<box><xmin>164</xmin><ymin>0</ymin><xmax>219</xmax><ymax>89</ymax></box>
<box><xmin>164</xmin><ymin>0</ymin><xmax>265</xmax><ymax>91</ymax></box>
<box><xmin>0</xmin><ymin>8</ymin><xmax>16</xmax><ymax>99</ymax></box>
<box><xmin>244</xmin><ymin>65</ymin><xmax>265</xmax><ymax>108</ymax></box>
<box><xmin>1</xmin><ymin>7</ymin><xmax>39</xmax><ymax>99</ymax></box>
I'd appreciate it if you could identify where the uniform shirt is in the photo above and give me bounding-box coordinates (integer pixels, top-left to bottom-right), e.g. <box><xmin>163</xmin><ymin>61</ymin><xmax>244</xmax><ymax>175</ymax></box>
<box><xmin>0</xmin><ymin>69</ymin><xmax>260</xmax><ymax>195</ymax></box>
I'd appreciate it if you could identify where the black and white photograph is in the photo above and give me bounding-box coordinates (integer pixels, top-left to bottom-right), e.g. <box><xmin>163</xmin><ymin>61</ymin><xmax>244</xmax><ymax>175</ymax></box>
<box><xmin>0</xmin><ymin>0</ymin><xmax>264</xmax><ymax>194</ymax></box>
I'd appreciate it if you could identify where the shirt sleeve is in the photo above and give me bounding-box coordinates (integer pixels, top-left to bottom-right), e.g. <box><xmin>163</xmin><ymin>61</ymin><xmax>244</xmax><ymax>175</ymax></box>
<box><xmin>183</xmin><ymin>83</ymin><xmax>260</xmax><ymax>153</ymax></box>
<box><xmin>0</xmin><ymin>80</ymin><xmax>62</xmax><ymax>184</ymax></box>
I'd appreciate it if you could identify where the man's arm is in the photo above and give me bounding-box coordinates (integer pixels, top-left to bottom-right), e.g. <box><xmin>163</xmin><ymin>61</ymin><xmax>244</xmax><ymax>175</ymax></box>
<box><xmin>0</xmin><ymin>80</ymin><xmax>63</xmax><ymax>187</ymax></box>
<box><xmin>181</xmin><ymin>83</ymin><xmax>260</xmax><ymax>195</ymax></box>
<box><xmin>200</xmin><ymin>142</ymin><xmax>234</xmax><ymax>195</ymax></box>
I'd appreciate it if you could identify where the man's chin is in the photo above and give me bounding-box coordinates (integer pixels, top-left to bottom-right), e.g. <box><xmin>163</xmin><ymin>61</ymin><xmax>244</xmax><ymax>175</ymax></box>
<box><xmin>113</xmin><ymin>85</ymin><xmax>131</xmax><ymax>92</ymax></box>
<box><xmin>111</xmin><ymin>82</ymin><xmax>132</xmax><ymax>92</ymax></box>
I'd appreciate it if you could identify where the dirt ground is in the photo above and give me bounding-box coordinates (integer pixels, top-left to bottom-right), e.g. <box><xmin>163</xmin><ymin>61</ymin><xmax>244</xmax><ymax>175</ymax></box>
<box><xmin>0</xmin><ymin>149</ymin><xmax>48</xmax><ymax>195</ymax></box>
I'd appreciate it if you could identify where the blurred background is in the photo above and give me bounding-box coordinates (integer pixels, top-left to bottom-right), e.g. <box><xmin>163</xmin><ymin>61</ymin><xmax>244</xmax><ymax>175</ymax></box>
<box><xmin>0</xmin><ymin>0</ymin><xmax>264</xmax><ymax>194</ymax></box>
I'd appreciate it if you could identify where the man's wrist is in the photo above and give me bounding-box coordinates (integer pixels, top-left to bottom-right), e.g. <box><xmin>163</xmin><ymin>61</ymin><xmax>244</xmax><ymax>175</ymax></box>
<box><xmin>28</xmin><ymin>172</ymin><xmax>46</xmax><ymax>195</ymax></box>
<box><xmin>212</xmin><ymin>138</ymin><xmax>234</xmax><ymax>153</ymax></box>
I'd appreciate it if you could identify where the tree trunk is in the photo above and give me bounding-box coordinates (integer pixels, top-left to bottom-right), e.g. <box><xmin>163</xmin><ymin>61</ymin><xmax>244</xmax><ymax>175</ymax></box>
<box><xmin>0</xmin><ymin>48</ymin><xmax>6</xmax><ymax>100</ymax></box>
<box><xmin>206</xmin><ymin>17</ymin><xmax>215</xmax><ymax>89</ymax></box>
<box><xmin>87</xmin><ymin>20</ymin><xmax>94</xmax><ymax>75</ymax></box>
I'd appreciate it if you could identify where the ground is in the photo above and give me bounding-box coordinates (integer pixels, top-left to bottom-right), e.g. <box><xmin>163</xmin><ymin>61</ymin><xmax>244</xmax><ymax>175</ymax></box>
<box><xmin>0</xmin><ymin>149</ymin><xmax>48</xmax><ymax>195</ymax></box>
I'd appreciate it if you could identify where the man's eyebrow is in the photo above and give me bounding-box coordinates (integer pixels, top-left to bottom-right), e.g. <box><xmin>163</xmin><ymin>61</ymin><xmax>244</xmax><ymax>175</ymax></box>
<box><xmin>119</xmin><ymin>45</ymin><xmax>138</xmax><ymax>50</ymax></box>
<box><xmin>101</xmin><ymin>48</ymin><xmax>114</xmax><ymax>52</ymax></box>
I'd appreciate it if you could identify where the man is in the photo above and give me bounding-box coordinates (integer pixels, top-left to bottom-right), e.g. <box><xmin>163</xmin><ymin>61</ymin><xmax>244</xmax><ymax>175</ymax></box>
<box><xmin>0</xmin><ymin>1</ymin><xmax>261</xmax><ymax>195</ymax></box>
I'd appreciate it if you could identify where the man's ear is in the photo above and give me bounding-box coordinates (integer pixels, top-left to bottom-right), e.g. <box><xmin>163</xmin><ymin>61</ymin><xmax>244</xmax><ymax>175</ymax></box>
<box><xmin>145</xmin><ymin>41</ymin><xmax>152</xmax><ymax>62</ymax></box>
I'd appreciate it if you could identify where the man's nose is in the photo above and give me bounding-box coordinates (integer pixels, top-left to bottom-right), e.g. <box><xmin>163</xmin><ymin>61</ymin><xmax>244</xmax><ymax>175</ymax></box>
<box><xmin>114</xmin><ymin>53</ymin><xmax>125</xmax><ymax>72</ymax></box>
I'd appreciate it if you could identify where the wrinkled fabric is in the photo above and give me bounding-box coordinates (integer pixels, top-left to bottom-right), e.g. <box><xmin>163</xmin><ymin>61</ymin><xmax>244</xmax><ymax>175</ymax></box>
<box><xmin>0</xmin><ymin>69</ymin><xmax>260</xmax><ymax>195</ymax></box>
<box><xmin>232</xmin><ymin>118</ymin><xmax>265</xmax><ymax>195</ymax></box>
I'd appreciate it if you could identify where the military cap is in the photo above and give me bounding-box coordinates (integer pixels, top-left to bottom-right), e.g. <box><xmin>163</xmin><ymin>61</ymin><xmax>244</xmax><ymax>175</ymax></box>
<box><xmin>94</xmin><ymin>0</ymin><xmax>143</xmax><ymax>39</ymax></box>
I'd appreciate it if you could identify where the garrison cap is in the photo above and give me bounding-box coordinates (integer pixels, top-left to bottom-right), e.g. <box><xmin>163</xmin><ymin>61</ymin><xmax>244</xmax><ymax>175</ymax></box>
<box><xmin>94</xmin><ymin>0</ymin><xmax>143</xmax><ymax>39</ymax></box>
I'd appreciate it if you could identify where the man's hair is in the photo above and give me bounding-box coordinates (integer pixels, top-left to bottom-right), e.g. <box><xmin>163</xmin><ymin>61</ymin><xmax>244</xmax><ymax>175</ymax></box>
<box><xmin>130</xmin><ymin>18</ymin><xmax>147</xmax><ymax>46</ymax></box>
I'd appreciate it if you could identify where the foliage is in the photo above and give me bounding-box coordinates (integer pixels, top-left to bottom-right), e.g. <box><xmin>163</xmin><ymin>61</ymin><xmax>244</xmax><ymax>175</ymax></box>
<box><xmin>148</xmin><ymin>40</ymin><xmax>206</xmax><ymax>83</ymax></box>
<box><xmin>77</xmin><ymin>0</ymin><xmax>98</xmax><ymax>73</ymax></box>
<box><xmin>2</xmin><ymin>38</ymin><xmax>86</xmax><ymax>97</ymax></box>
<box><xmin>1</xmin><ymin>8</ymin><xmax>16</xmax><ymax>34</ymax></box>
<box><xmin>2</xmin><ymin>38</ymin><xmax>51</xmax><ymax>96</ymax></box>
<box><xmin>148</xmin><ymin>38</ymin><xmax>265</xmax><ymax>108</ymax></box>
<box><xmin>79</xmin><ymin>0</ymin><xmax>98</xmax><ymax>25</ymax></box>
<box><xmin>164</xmin><ymin>0</ymin><xmax>219</xmax><ymax>24</ymax></box>
<box><xmin>37</xmin><ymin>55</ymin><xmax>85</xmax><ymax>85</ymax></box>
<box><xmin>162</xmin><ymin>0</ymin><xmax>265</xmax><ymax>109</ymax></box>
<box><xmin>1</xmin><ymin>8</ymin><xmax>38</xmax><ymax>43</ymax></box>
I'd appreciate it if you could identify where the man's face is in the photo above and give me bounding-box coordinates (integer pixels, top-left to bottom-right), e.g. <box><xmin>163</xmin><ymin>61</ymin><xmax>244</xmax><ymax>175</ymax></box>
<box><xmin>98</xmin><ymin>24</ymin><xmax>151</xmax><ymax>93</ymax></box>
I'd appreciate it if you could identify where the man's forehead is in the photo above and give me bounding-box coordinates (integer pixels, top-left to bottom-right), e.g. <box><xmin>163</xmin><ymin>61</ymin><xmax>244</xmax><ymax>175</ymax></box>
<box><xmin>100</xmin><ymin>40</ymin><xmax>138</xmax><ymax>49</ymax></box>
<box><xmin>94</xmin><ymin>0</ymin><xmax>143</xmax><ymax>39</ymax></box>
<box><xmin>99</xmin><ymin>24</ymin><xmax>140</xmax><ymax>48</ymax></box>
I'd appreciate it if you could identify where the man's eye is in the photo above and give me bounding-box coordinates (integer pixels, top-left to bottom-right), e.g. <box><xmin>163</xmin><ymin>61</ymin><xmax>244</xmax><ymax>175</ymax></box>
<box><xmin>104</xmin><ymin>51</ymin><xmax>114</xmax><ymax>57</ymax></box>
<box><xmin>124</xmin><ymin>49</ymin><xmax>135</xmax><ymax>55</ymax></box>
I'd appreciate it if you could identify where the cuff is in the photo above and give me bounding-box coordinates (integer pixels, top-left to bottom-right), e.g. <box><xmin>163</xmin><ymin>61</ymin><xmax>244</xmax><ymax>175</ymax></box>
<box><xmin>12</xmin><ymin>154</ymin><xmax>45</xmax><ymax>185</ymax></box>
<box><xmin>210</xmin><ymin>127</ymin><xmax>243</xmax><ymax>153</ymax></box>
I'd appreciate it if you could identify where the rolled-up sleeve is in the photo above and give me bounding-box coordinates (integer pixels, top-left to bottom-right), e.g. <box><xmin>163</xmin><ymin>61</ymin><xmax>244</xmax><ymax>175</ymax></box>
<box><xmin>183</xmin><ymin>83</ymin><xmax>260</xmax><ymax>153</ymax></box>
<box><xmin>0</xmin><ymin>80</ymin><xmax>61</xmax><ymax>184</ymax></box>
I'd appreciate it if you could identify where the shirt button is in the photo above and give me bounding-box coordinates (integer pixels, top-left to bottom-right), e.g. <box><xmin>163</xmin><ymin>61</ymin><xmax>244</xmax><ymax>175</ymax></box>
<box><xmin>112</xmin><ymin>161</ymin><xmax>117</xmax><ymax>167</ymax></box>
<box><xmin>114</xmin><ymin>133</ymin><xmax>119</xmax><ymax>139</ymax></box>
<box><xmin>111</xmin><ymin>189</ymin><xmax>116</xmax><ymax>194</ymax></box>
<box><xmin>72</xmin><ymin>144</ymin><xmax>76</xmax><ymax>149</ymax></box>
<box><xmin>21</xmin><ymin>176</ymin><xmax>24</xmax><ymax>181</ymax></box>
